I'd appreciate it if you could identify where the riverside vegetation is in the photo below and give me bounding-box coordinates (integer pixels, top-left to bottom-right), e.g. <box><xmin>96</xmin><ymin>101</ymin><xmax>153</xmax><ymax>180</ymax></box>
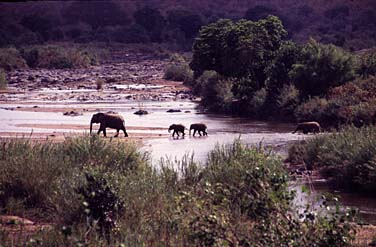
<box><xmin>166</xmin><ymin>16</ymin><xmax>376</xmax><ymax>129</ymax></box>
<box><xmin>288</xmin><ymin>125</ymin><xmax>376</xmax><ymax>192</ymax></box>
<box><xmin>0</xmin><ymin>136</ymin><xmax>356</xmax><ymax>246</ymax></box>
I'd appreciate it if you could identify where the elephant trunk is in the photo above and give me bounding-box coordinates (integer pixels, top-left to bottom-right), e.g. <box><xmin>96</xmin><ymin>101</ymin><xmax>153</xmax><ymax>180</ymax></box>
<box><xmin>90</xmin><ymin>119</ymin><xmax>93</xmax><ymax>134</ymax></box>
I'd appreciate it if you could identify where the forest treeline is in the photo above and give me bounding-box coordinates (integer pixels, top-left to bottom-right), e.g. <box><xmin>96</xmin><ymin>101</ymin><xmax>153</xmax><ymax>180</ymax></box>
<box><xmin>0</xmin><ymin>0</ymin><xmax>376</xmax><ymax>50</ymax></box>
<box><xmin>170</xmin><ymin>16</ymin><xmax>376</xmax><ymax>129</ymax></box>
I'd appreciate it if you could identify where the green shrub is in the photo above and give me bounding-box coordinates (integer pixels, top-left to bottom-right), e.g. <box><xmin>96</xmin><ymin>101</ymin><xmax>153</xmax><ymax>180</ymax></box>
<box><xmin>0</xmin><ymin>138</ymin><xmax>356</xmax><ymax>246</ymax></box>
<box><xmin>96</xmin><ymin>78</ymin><xmax>105</xmax><ymax>90</ymax></box>
<box><xmin>249</xmin><ymin>88</ymin><xmax>267</xmax><ymax>115</ymax></box>
<box><xmin>163</xmin><ymin>63</ymin><xmax>193</xmax><ymax>82</ymax></box>
<box><xmin>290</xmin><ymin>39</ymin><xmax>356</xmax><ymax>98</ymax></box>
<box><xmin>199</xmin><ymin>72</ymin><xmax>234</xmax><ymax>112</ymax></box>
<box><xmin>288</xmin><ymin>125</ymin><xmax>376</xmax><ymax>191</ymax></box>
<box><xmin>276</xmin><ymin>84</ymin><xmax>300</xmax><ymax>117</ymax></box>
<box><xmin>0</xmin><ymin>69</ymin><xmax>7</xmax><ymax>90</ymax></box>
<box><xmin>294</xmin><ymin>77</ymin><xmax>376</xmax><ymax>128</ymax></box>
<box><xmin>21</xmin><ymin>45</ymin><xmax>95</xmax><ymax>69</ymax></box>
<box><xmin>357</xmin><ymin>48</ymin><xmax>376</xmax><ymax>78</ymax></box>
<box><xmin>0</xmin><ymin>47</ymin><xmax>28</xmax><ymax>71</ymax></box>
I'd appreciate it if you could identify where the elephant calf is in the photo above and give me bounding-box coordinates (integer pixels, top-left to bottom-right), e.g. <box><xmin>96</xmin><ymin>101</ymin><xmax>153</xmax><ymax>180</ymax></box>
<box><xmin>90</xmin><ymin>112</ymin><xmax>128</xmax><ymax>137</ymax></box>
<box><xmin>293</xmin><ymin>121</ymin><xmax>321</xmax><ymax>134</ymax></box>
<box><xmin>168</xmin><ymin>124</ymin><xmax>185</xmax><ymax>138</ymax></box>
<box><xmin>189</xmin><ymin>123</ymin><xmax>208</xmax><ymax>136</ymax></box>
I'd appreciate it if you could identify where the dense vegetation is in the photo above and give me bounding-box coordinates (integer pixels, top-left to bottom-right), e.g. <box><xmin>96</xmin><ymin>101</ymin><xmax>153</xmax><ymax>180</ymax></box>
<box><xmin>0</xmin><ymin>136</ymin><xmax>355</xmax><ymax>246</ymax></box>
<box><xmin>186</xmin><ymin>16</ymin><xmax>376</xmax><ymax>128</ymax></box>
<box><xmin>288</xmin><ymin>125</ymin><xmax>376</xmax><ymax>192</ymax></box>
<box><xmin>0</xmin><ymin>0</ymin><xmax>375</xmax><ymax>50</ymax></box>
<box><xmin>0</xmin><ymin>45</ymin><xmax>102</xmax><ymax>71</ymax></box>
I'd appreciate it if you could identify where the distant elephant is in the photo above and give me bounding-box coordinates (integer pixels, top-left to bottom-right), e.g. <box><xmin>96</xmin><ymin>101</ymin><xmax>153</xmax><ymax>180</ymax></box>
<box><xmin>168</xmin><ymin>124</ymin><xmax>185</xmax><ymax>137</ymax></box>
<box><xmin>90</xmin><ymin>113</ymin><xmax>128</xmax><ymax>137</ymax></box>
<box><xmin>190</xmin><ymin>123</ymin><xmax>208</xmax><ymax>136</ymax></box>
<box><xmin>293</xmin><ymin>121</ymin><xmax>321</xmax><ymax>134</ymax></box>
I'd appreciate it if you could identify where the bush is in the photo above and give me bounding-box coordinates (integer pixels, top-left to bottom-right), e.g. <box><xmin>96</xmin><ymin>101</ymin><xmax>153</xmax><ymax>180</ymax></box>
<box><xmin>163</xmin><ymin>64</ymin><xmax>193</xmax><ymax>82</ymax></box>
<box><xmin>0</xmin><ymin>48</ymin><xmax>28</xmax><ymax>71</ymax></box>
<box><xmin>276</xmin><ymin>83</ymin><xmax>300</xmax><ymax>117</ymax></box>
<box><xmin>294</xmin><ymin>77</ymin><xmax>376</xmax><ymax>128</ymax></box>
<box><xmin>0</xmin><ymin>135</ymin><xmax>146</xmax><ymax>222</ymax></box>
<box><xmin>96</xmin><ymin>78</ymin><xmax>105</xmax><ymax>90</ymax></box>
<box><xmin>290</xmin><ymin>39</ymin><xmax>356</xmax><ymax>98</ymax></box>
<box><xmin>20</xmin><ymin>45</ymin><xmax>92</xmax><ymax>69</ymax></box>
<box><xmin>0</xmin><ymin>138</ymin><xmax>356</xmax><ymax>246</ymax></box>
<box><xmin>357</xmin><ymin>49</ymin><xmax>376</xmax><ymax>78</ymax></box>
<box><xmin>0</xmin><ymin>70</ymin><xmax>7</xmax><ymax>90</ymax></box>
<box><xmin>249</xmin><ymin>88</ymin><xmax>267</xmax><ymax>115</ymax></box>
<box><xmin>288</xmin><ymin>126</ymin><xmax>376</xmax><ymax>191</ymax></box>
<box><xmin>198</xmin><ymin>71</ymin><xmax>234</xmax><ymax>112</ymax></box>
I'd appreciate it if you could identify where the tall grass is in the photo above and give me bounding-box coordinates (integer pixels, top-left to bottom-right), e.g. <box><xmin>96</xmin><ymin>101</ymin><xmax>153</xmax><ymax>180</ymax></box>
<box><xmin>0</xmin><ymin>137</ymin><xmax>355</xmax><ymax>246</ymax></box>
<box><xmin>0</xmin><ymin>69</ymin><xmax>7</xmax><ymax>90</ymax></box>
<box><xmin>288</xmin><ymin>125</ymin><xmax>376</xmax><ymax>190</ymax></box>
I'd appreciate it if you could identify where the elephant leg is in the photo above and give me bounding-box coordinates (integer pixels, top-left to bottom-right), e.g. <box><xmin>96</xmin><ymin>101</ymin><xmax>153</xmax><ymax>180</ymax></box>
<box><xmin>103</xmin><ymin>128</ymin><xmax>107</xmax><ymax>137</ymax></box>
<box><xmin>193</xmin><ymin>129</ymin><xmax>197</xmax><ymax>136</ymax></box>
<box><xmin>204</xmin><ymin>130</ymin><xmax>208</xmax><ymax>136</ymax></box>
<box><xmin>114</xmin><ymin>129</ymin><xmax>119</xmax><ymax>137</ymax></box>
<box><xmin>122</xmin><ymin>126</ymin><xmax>128</xmax><ymax>137</ymax></box>
<box><xmin>198</xmin><ymin>130</ymin><xmax>202</xmax><ymax>136</ymax></box>
<box><xmin>182</xmin><ymin>130</ymin><xmax>185</xmax><ymax>136</ymax></box>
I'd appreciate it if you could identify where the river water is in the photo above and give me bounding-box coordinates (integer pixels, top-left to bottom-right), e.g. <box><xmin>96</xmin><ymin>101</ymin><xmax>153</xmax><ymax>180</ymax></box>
<box><xmin>0</xmin><ymin>100</ymin><xmax>376</xmax><ymax>223</ymax></box>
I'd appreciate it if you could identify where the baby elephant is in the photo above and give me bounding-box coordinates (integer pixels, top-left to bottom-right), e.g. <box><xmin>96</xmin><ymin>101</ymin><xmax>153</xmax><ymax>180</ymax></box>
<box><xmin>190</xmin><ymin>123</ymin><xmax>208</xmax><ymax>136</ymax></box>
<box><xmin>90</xmin><ymin>112</ymin><xmax>128</xmax><ymax>137</ymax></box>
<box><xmin>293</xmin><ymin>121</ymin><xmax>321</xmax><ymax>134</ymax></box>
<box><xmin>168</xmin><ymin>124</ymin><xmax>185</xmax><ymax>138</ymax></box>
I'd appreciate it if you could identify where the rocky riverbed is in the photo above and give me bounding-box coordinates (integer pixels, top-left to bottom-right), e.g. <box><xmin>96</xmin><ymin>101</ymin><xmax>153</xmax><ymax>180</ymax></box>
<box><xmin>2</xmin><ymin>52</ymin><xmax>193</xmax><ymax>103</ymax></box>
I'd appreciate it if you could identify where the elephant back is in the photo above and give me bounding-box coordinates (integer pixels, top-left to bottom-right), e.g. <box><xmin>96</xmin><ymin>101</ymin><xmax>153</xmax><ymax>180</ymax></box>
<box><xmin>105</xmin><ymin>113</ymin><xmax>125</xmax><ymax>127</ymax></box>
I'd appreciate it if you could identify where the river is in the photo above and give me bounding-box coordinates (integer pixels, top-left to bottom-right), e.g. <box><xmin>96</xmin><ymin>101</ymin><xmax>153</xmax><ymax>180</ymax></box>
<box><xmin>0</xmin><ymin>99</ymin><xmax>376</xmax><ymax>224</ymax></box>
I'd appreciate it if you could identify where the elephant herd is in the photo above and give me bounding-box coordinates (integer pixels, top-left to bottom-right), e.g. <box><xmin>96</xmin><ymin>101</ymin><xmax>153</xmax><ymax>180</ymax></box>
<box><xmin>89</xmin><ymin>112</ymin><xmax>208</xmax><ymax>138</ymax></box>
<box><xmin>90</xmin><ymin>112</ymin><xmax>321</xmax><ymax>138</ymax></box>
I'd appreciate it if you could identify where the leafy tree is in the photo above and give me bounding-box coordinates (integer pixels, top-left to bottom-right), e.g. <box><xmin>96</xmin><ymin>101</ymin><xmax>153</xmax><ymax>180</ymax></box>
<box><xmin>290</xmin><ymin>39</ymin><xmax>356</xmax><ymax>98</ymax></box>
<box><xmin>134</xmin><ymin>7</ymin><xmax>165</xmax><ymax>42</ymax></box>
<box><xmin>265</xmin><ymin>41</ymin><xmax>302</xmax><ymax>103</ymax></box>
<box><xmin>190</xmin><ymin>19</ymin><xmax>234</xmax><ymax>77</ymax></box>
<box><xmin>191</xmin><ymin>16</ymin><xmax>287</xmax><ymax>84</ymax></box>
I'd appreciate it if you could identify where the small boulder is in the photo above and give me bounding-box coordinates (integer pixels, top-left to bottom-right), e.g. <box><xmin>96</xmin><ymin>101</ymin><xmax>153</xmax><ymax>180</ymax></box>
<box><xmin>134</xmin><ymin>110</ymin><xmax>148</xmax><ymax>115</ymax></box>
<box><xmin>63</xmin><ymin>110</ymin><xmax>82</xmax><ymax>116</ymax></box>
<box><xmin>166</xmin><ymin>109</ymin><xmax>181</xmax><ymax>113</ymax></box>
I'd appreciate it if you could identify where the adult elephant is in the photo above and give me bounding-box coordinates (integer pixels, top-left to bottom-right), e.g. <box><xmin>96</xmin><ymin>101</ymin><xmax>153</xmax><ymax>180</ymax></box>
<box><xmin>292</xmin><ymin>121</ymin><xmax>321</xmax><ymax>134</ymax></box>
<box><xmin>189</xmin><ymin>123</ymin><xmax>208</xmax><ymax>136</ymax></box>
<box><xmin>90</xmin><ymin>113</ymin><xmax>128</xmax><ymax>137</ymax></box>
<box><xmin>168</xmin><ymin>124</ymin><xmax>185</xmax><ymax>138</ymax></box>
